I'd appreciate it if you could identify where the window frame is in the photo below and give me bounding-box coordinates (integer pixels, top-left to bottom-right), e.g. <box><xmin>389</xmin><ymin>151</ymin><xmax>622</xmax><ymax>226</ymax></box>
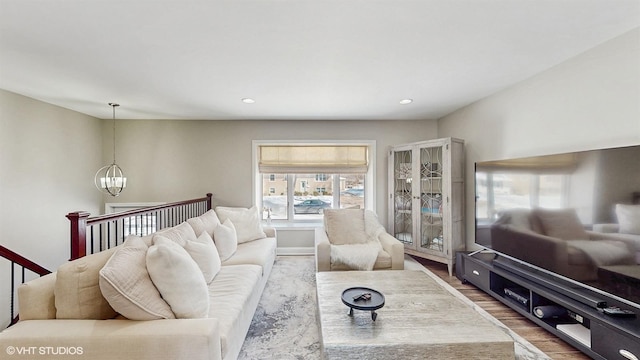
<box><xmin>253</xmin><ymin>140</ymin><xmax>376</xmax><ymax>224</ymax></box>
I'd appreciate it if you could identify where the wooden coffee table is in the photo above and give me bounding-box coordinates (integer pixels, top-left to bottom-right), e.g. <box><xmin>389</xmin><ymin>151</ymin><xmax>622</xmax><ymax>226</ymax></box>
<box><xmin>316</xmin><ymin>270</ymin><xmax>515</xmax><ymax>360</ymax></box>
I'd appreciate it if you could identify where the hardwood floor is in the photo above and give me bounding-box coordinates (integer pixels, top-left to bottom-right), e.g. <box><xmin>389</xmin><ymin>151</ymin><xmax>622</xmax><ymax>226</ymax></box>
<box><xmin>414</xmin><ymin>257</ymin><xmax>591</xmax><ymax>360</ymax></box>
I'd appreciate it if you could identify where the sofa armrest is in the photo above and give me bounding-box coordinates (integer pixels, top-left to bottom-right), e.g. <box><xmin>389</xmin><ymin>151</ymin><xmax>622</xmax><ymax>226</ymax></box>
<box><xmin>315</xmin><ymin>228</ymin><xmax>331</xmax><ymax>272</ymax></box>
<box><xmin>18</xmin><ymin>272</ymin><xmax>57</xmax><ymax>320</ymax></box>
<box><xmin>263</xmin><ymin>226</ymin><xmax>276</xmax><ymax>238</ymax></box>
<box><xmin>0</xmin><ymin>319</ymin><xmax>221</xmax><ymax>360</ymax></box>
<box><xmin>378</xmin><ymin>232</ymin><xmax>405</xmax><ymax>270</ymax></box>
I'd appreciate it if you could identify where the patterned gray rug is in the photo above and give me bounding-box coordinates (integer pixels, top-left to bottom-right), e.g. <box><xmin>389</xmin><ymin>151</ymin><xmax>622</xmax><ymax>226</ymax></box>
<box><xmin>239</xmin><ymin>256</ymin><xmax>550</xmax><ymax>360</ymax></box>
<box><xmin>238</xmin><ymin>256</ymin><xmax>321</xmax><ymax>360</ymax></box>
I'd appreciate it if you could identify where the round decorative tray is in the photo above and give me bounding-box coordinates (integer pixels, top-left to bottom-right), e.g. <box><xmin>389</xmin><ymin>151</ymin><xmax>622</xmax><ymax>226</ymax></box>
<box><xmin>341</xmin><ymin>287</ymin><xmax>385</xmax><ymax>321</ymax></box>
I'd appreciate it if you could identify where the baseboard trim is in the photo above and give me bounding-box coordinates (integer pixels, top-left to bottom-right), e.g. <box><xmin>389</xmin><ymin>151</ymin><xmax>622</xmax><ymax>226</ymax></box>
<box><xmin>277</xmin><ymin>247</ymin><xmax>314</xmax><ymax>256</ymax></box>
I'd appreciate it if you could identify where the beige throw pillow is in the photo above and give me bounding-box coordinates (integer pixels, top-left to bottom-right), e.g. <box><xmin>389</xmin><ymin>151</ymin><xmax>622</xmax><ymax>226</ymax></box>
<box><xmin>147</xmin><ymin>237</ymin><xmax>210</xmax><ymax>319</ymax></box>
<box><xmin>54</xmin><ymin>247</ymin><xmax>118</xmax><ymax>319</ymax></box>
<box><xmin>533</xmin><ymin>208</ymin><xmax>588</xmax><ymax>240</ymax></box>
<box><xmin>187</xmin><ymin>209</ymin><xmax>221</xmax><ymax>237</ymax></box>
<box><xmin>99</xmin><ymin>236</ymin><xmax>175</xmax><ymax>320</ymax></box>
<box><xmin>215</xmin><ymin>206</ymin><xmax>266</xmax><ymax>243</ymax></box>
<box><xmin>616</xmin><ymin>204</ymin><xmax>640</xmax><ymax>235</ymax></box>
<box><xmin>212</xmin><ymin>218</ymin><xmax>238</xmax><ymax>261</ymax></box>
<box><xmin>323</xmin><ymin>209</ymin><xmax>369</xmax><ymax>245</ymax></box>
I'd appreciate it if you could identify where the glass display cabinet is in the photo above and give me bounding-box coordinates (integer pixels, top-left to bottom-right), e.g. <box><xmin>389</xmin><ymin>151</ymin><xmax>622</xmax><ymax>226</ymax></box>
<box><xmin>388</xmin><ymin>137</ymin><xmax>465</xmax><ymax>276</ymax></box>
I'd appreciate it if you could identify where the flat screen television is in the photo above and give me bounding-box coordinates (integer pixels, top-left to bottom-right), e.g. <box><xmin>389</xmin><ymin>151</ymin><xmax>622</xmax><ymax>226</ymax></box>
<box><xmin>475</xmin><ymin>144</ymin><xmax>640</xmax><ymax>309</ymax></box>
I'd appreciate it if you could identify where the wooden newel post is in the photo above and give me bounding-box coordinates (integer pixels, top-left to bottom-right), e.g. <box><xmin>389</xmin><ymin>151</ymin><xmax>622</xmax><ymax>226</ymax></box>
<box><xmin>206</xmin><ymin>193</ymin><xmax>213</xmax><ymax>211</ymax></box>
<box><xmin>66</xmin><ymin>211</ymin><xmax>91</xmax><ymax>260</ymax></box>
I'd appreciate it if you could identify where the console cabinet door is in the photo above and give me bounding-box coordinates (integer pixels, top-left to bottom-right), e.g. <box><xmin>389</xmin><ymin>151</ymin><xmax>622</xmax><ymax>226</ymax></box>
<box><xmin>389</xmin><ymin>137</ymin><xmax>465</xmax><ymax>276</ymax></box>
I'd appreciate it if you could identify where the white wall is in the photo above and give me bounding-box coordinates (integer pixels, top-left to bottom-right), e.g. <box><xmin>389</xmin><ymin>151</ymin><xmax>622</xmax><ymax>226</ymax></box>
<box><xmin>0</xmin><ymin>90</ymin><xmax>103</xmax><ymax>328</ymax></box>
<box><xmin>437</xmin><ymin>27</ymin><xmax>640</xmax><ymax>249</ymax></box>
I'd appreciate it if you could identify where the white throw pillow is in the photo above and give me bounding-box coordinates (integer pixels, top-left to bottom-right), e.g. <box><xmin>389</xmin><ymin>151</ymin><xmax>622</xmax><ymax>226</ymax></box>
<box><xmin>154</xmin><ymin>221</ymin><xmax>197</xmax><ymax>247</ymax></box>
<box><xmin>146</xmin><ymin>237</ymin><xmax>210</xmax><ymax>319</ymax></box>
<box><xmin>616</xmin><ymin>204</ymin><xmax>640</xmax><ymax>235</ymax></box>
<box><xmin>215</xmin><ymin>206</ymin><xmax>266</xmax><ymax>243</ymax></box>
<box><xmin>323</xmin><ymin>209</ymin><xmax>369</xmax><ymax>245</ymax></box>
<box><xmin>185</xmin><ymin>232</ymin><xmax>221</xmax><ymax>284</ymax></box>
<box><xmin>99</xmin><ymin>236</ymin><xmax>175</xmax><ymax>320</ymax></box>
<box><xmin>187</xmin><ymin>210</ymin><xmax>221</xmax><ymax>237</ymax></box>
<box><xmin>212</xmin><ymin>218</ymin><xmax>238</xmax><ymax>261</ymax></box>
<box><xmin>154</xmin><ymin>232</ymin><xmax>221</xmax><ymax>284</ymax></box>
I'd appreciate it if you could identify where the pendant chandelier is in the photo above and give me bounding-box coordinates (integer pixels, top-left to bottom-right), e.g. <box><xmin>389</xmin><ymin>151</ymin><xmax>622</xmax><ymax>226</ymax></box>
<box><xmin>94</xmin><ymin>102</ymin><xmax>127</xmax><ymax>196</ymax></box>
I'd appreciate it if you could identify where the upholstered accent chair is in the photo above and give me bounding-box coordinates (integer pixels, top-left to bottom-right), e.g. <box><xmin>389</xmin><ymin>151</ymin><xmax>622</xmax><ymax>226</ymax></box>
<box><xmin>315</xmin><ymin>209</ymin><xmax>404</xmax><ymax>271</ymax></box>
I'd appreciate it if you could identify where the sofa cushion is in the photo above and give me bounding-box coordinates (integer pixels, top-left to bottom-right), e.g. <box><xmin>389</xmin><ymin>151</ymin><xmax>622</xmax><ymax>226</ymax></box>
<box><xmin>323</xmin><ymin>209</ymin><xmax>369</xmax><ymax>245</ymax></box>
<box><xmin>207</xmin><ymin>264</ymin><xmax>262</xmax><ymax>358</ymax></box>
<box><xmin>215</xmin><ymin>206</ymin><xmax>266</xmax><ymax>243</ymax></box>
<box><xmin>616</xmin><ymin>204</ymin><xmax>640</xmax><ymax>235</ymax></box>
<box><xmin>55</xmin><ymin>247</ymin><xmax>118</xmax><ymax>320</ymax></box>
<box><xmin>213</xmin><ymin>218</ymin><xmax>238</xmax><ymax>261</ymax></box>
<box><xmin>222</xmin><ymin>237</ymin><xmax>277</xmax><ymax>274</ymax></box>
<box><xmin>187</xmin><ymin>209</ymin><xmax>221</xmax><ymax>237</ymax></box>
<box><xmin>99</xmin><ymin>236</ymin><xmax>175</xmax><ymax>320</ymax></box>
<box><xmin>534</xmin><ymin>208</ymin><xmax>588</xmax><ymax>240</ymax></box>
<box><xmin>147</xmin><ymin>237</ymin><xmax>210</xmax><ymax>319</ymax></box>
<box><xmin>154</xmin><ymin>221</ymin><xmax>198</xmax><ymax>247</ymax></box>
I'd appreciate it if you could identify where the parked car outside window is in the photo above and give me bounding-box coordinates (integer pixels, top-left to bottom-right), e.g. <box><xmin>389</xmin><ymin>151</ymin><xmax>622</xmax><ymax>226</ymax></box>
<box><xmin>293</xmin><ymin>199</ymin><xmax>331</xmax><ymax>214</ymax></box>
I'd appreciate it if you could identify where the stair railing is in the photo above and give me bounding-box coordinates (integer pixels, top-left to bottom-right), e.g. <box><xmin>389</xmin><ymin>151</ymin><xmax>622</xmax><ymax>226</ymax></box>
<box><xmin>0</xmin><ymin>246</ymin><xmax>51</xmax><ymax>327</ymax></box>
<box><xmin>66</xmin><ymin>193</ymin><xmax>213</xmax><ymax>260</ymax></box>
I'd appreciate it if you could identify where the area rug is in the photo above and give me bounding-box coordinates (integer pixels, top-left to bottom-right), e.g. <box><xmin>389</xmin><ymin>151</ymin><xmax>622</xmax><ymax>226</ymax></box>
<box><xmin>239</xmin><ymin>256</ymin><xmax>550</xmax><ymax>360</ymax></box>
<box><xmin>238</xmin><ymin>256</ymin><xmax>321</xmax><ymax>360</ymax></box>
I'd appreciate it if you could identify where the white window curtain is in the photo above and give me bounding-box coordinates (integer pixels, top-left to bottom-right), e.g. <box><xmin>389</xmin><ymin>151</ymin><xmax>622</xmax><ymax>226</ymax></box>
<box><xmin>258</xmin><ymin>145</ymin><xmax>369</xmax><ymax>174</ymax></box>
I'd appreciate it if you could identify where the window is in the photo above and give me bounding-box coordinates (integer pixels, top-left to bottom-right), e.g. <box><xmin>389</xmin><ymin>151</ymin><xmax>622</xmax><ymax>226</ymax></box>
<box><xmin>254</xmin><ymin>141</ymin><xmax>375</xmax><ymax>222</ymax></box>
<box><xmin>477</xmin><ymin>172</ymin><xmax>567</xmax><ymax>222</ymax></box>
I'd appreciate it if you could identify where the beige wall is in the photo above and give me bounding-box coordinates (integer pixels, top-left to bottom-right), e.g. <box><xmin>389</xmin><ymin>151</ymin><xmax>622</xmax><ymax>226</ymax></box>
<box><xmin>0</xmin><ymin>89</ymin><xmax>103</xmax><ymax>327</ymax></box>
<box><xmin>438</xmin><ymin>27</ymin><xmax>640</xmax><ymax>250</ymax></box>
<box><xmin>109</xmin><ymin>119</ymin><xmax>439</xmax><ymax>222</ymax></box>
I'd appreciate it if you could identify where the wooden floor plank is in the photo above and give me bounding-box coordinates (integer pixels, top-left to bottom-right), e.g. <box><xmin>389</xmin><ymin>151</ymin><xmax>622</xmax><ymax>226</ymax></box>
<box><xmin>414</xmin><ymin>257</ymin><xmax>592</xmax><ymax>360</ymax></box>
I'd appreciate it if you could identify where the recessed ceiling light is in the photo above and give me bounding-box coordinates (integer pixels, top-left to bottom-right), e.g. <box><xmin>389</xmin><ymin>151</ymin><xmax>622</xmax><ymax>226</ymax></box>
<box><xmin>399</xmin><ymin>99</ymin><xmax>413</xmax><ymax>105</ymax></box>
<box><xmin>242</xmin><ymin>98</ymin><xmax>255</xmax><ymax>104</ymax></box>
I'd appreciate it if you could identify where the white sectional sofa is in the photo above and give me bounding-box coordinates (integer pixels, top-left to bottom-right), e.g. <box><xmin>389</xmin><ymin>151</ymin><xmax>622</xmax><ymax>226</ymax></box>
<box><xmin>0</xmin><ymin>207</ymin><xmax>276</xmax><ymax>360</ymax></box>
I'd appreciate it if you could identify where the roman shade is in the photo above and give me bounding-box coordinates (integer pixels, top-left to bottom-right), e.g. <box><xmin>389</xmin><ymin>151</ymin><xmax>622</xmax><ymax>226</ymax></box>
<box><xmin>258</xmin><ymin>145</ymin><xmax>369</xmax><ymax>174</ymax></box>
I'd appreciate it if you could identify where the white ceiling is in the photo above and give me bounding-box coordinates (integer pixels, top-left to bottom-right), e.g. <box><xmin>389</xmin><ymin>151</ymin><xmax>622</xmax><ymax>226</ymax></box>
<box><xmin>1</xmin><ymin>0</ymin><xmax>639</xmax><ymax>121</ymax></box>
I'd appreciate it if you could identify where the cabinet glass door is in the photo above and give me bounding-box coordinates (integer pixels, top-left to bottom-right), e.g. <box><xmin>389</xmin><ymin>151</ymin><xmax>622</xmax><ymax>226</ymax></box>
<box><xmin>392</xmin><ymin>149</ymin><xmax>413</xmax><ymax>245</ymax></box>
<box><xmin>419</xmin><ymin>146</ymin><xmax>444</xmax><ymax>253</ymax></box>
